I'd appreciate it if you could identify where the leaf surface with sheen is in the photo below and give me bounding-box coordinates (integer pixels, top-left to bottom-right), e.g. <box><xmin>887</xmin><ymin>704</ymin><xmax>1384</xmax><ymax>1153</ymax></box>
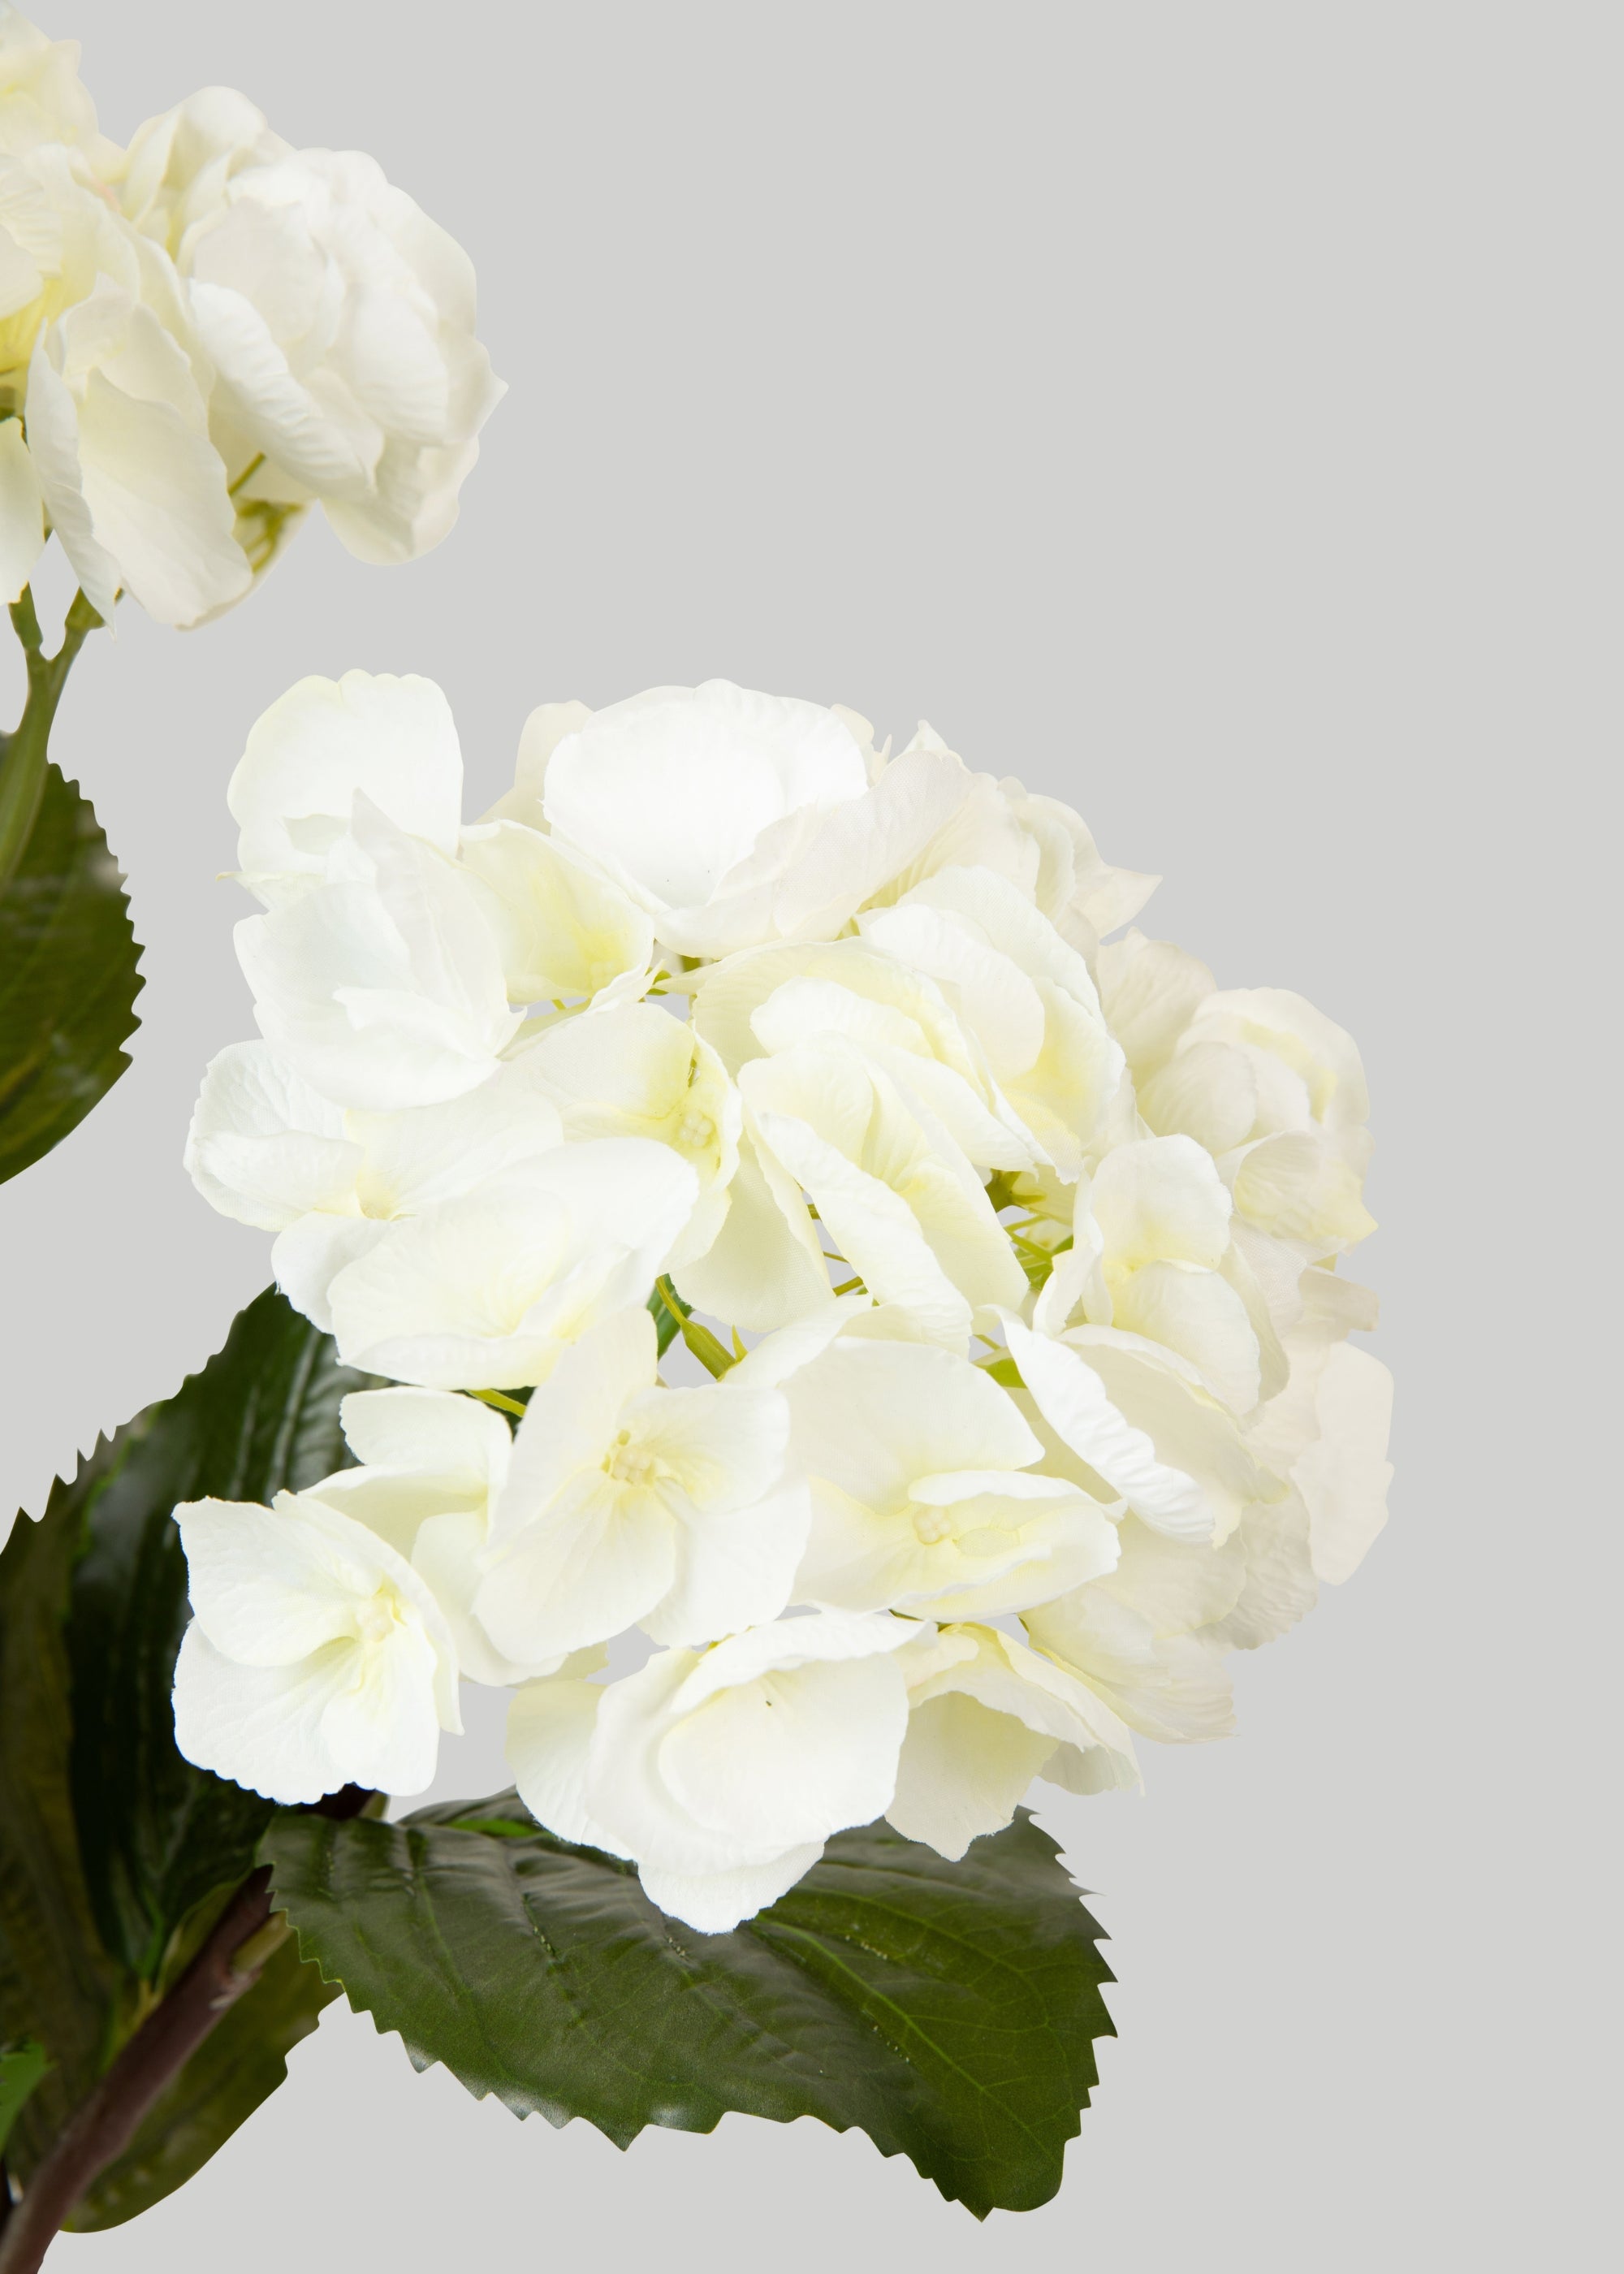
<box><xmin>264</xmin><ymin>1796</ymin><xmax>1114</xmax><ymax>2217</ymax></box>
<box><xmin>0</xmin><ymin>763</ymin><xmax>141</xmax><ymax>1183</ymax></box>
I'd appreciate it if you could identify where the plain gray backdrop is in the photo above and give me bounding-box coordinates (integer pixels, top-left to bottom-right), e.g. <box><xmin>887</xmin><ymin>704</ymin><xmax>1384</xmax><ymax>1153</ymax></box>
<box><xmin>2</xmin><ymin>3</ymin><xmax>1613</xmax><ymax>2268</ymax></box>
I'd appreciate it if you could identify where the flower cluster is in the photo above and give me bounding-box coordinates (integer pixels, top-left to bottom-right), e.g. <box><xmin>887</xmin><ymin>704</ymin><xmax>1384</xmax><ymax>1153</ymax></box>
<box><xmin>178</xmin><ymin>672</ymin><xmax>1393</xmax><ymax>1932</ymax></box>
<box><xmin>0</xmin><ymin>9</ymin><xmax>499</xmax><ymax>625</ymax></box>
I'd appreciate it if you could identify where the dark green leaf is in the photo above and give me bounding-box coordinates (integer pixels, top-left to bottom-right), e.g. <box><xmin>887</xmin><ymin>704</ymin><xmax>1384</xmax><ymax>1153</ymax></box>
<box><xmin>64</xmin><ymin>1287</ymin><xmax>380</xmax><ymax>1982</ymax></box>
<box><xmin>0</xmin><ymin>1289</ymin><xmax>378</xmax><ymax>2206</ymax></box>
<box><xmin>65</xmin><ymin>1933</ymin><xmax>338</xmax><ymax>2233</ymax></box>
<box><xmin>0</xmin><ymin>1493</ymin><xmax>119</xmax><ymax>2182</ymax></box>
<box><xmin>0</xmin><ymin>2041</ymin><xmax>50</xmax><ymax>2158</ymax></box>
<box><xmin>264</xmin><ymin>1796</ymin><xmax>1115</xmax><ymax>2217</ymax></box>
<box><xmin>0</xmin><ymin>763</ymin><xmax>142</xmax><ymax>1183</ymax></box>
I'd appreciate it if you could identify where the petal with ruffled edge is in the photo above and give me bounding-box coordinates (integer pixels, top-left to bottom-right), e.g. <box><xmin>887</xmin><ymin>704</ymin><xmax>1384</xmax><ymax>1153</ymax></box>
<box><xmin>228</xmin><ymin>671</ymin><xmax>464</xmax><ymax>899</ymax></box>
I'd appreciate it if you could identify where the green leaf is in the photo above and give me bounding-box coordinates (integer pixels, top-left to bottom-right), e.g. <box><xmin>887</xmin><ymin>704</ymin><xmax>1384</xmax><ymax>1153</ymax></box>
<box><xmin>0</xmin><ymin>1286</ymin><xmax>377</xmax><ymax>2210</ymax></box>
<box><xmin>0</xmin><ymin>1479</ymin><xmax>120</xmax><ymax>2182</ymax></box>
<box><xmin>0</xmin><ymin>763</ymin><xmax>142</xmax><ymax>1184</ymax></box>
<box><xmin>63</xmin><ymin>1286</ymin><xmax>380</xmax><ymax>1982</ymax></box>
<box><xmin>0</xmin><ymin>2041</ymin><xmax>50</xmax><ymax>2158</ymax></box>
<box><xmin>65</xmin><ymin>1934</ymin><xmax>338</xmax><ymax>2233</ymax></box>
<box><xmin>264</xmin><ymin>1796</ymin><xmax>1115</xmax><ymax>2217</ymax></box>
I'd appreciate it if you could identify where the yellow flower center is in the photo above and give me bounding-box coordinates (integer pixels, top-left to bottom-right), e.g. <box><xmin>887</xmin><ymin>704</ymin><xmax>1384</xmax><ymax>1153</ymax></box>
<box><xmin>605</xmin><ymin>1428</ymin><xmax>668</xmax><ymax>1488</ymax></box>
<box><xmin>353</xmin><ymin>1591</ymin><xmax>400</xmax><ymax>1647</ymax></box>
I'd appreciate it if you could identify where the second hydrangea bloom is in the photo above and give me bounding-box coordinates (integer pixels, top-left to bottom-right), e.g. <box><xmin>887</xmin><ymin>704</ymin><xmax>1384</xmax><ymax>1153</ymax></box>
<box><xmin>0</xmin><ymin>8</ymin><xmax>501</xmax><ymax>623</ymax></box>
<box><xmin>179</xmin><ymin>671</ymin><xmax>1393</xmax><ymax>1932</ymax></box>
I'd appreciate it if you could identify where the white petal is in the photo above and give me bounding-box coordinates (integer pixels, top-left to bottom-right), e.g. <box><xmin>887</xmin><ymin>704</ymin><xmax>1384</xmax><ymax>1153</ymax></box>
<box><xmin>0</xmin><ymin>416</ymin><xmax>45</xmax><ymax>603</ymax></box>
<box><xmin>1112</xmin><ymin>1263</ymin><xmax>1261</xmax><ymax>1414</ymax></box>
<box><xmin>520</xmin><ymin>1005</ymin><xmax>739</xmax><ymax>1260</ymax></box>
<box><xmin>1093</xmin><ymin>930</ymin><xmax>1215</xmax><ymax>1081</ymax></box>
<box><xmin>348</xmin><ymin>1050</ymin><xmax>564</xmax><ymax>1214</ymax></box>
<box><xmin>752</xmin><ymin>1099</ymin><xmax>974</xmax><ymax>1347</ymax></box>
<box><xmin>1138</xmin><ymin>1040</ymin><xmax>1258</xmax><ymax>1153</ymax></box>
<box><xmin>1212</xmin><ymin>1495</ymin><xmax>1319</xmax><ymax>1650</ymax></box>
<box><xmin>642</xmin><ymin>1481</ymin><xmax>810</xmax><ymax>1648</ymax></box>
<box><xmin>632</xmin><ymin>1379</ymin><xmax>790</xmax><ymax>1511</ymax></box>
<box><xmin>637</xmin><ymin>1845</ymin><xmax>825</xmax><ymax>1935</ymax></box>
<box><xmin>797</xmin><ymin>1476</ymin><xmax>1119</xmax><ymax>1622</ymax></box>
<box><xmin>477</xmin><ymin>1471</ymin><xmax>678</xmax><ymax>1662</ymax></box>
<box><xmin>695</xmin><ymin>937</ymin><xmax>988</xmax><ymax>1092</ymax></box>
<box><xmin>1294</xmin><ymin>1344</ymin><xmax>1393</xmax><ymax>1583</ymax></box>
<box><xmin>339</xmin><ymin>1384</ymin><xmax>512</xmax><ymax>1486</ymax></box>
<box><xmin>543</xmin><ymin>681</ymin><xmax>869</xmax><ymax>923</ymax></box>
<box><xmin>1230</xmin><ymin>1130</ymin><xmax>1376</xmax><ymax>1253</ymax></box>
<box><xmin>271</xmin><ymin>1213</ymin><xmax>388</xmax><ymax>1330</ymax></box>
<box><xmin>326</xmin><ymin>1142</ymin><xmax>697</xmax><ymax>1389</ymax></box>
<box><xmin>175</xmin><ymin>1495</ymin><xmax>369</xmax><ymax>1664</ymax></box>
<box><xmin>171</xmin><ymin>1622</ymin><xmax>351</xmax><ymax>1805</ymax></box>
<box><xmin>459</xmin><ymin>825</ymin><xmax>654</xmax><ymax>1007</ymax></box>
<box><xmin>311</xmin><ymin>1465</ymin><xmax>480</xmax><ymax>1563</ymax></box>
<box><xmin>24</xmin><ymin>339</ymin><xmax>119</xmax><ymax>619</ymax></box>
<box><xmin>482</xmin><ymin>700</ymin><xmax>594</xmax><ymax>828</ymax></box>
<box><xmin>762</xmin><ymin>747</ymin><xmax>976</xmax><ymax>944</ymax></box>
<box><xmin>672</xmin><ymin>1131</ymin><xmax>830</xmax><ymax>1332</ymax></box>
<box><xmin>660</xmin><ymin>1642</ymin><xmax>909</xmax><ymax>1850</ymax></box>
<box><xmin>1104</xmin><ymin>1513</ymin><xmax>1247</xmax><ymax>1635</ymax></box>
<box><xmin>229</xmin><ymin>672</ymin><xmax>464</xmax><ymax>896</ymax></box>
<box><xmin>1072</xmin><ymin>1329</ymin><xmax>1281</xmax><ymax>1539</ymax></box>
<box><xmin>1091</xmin><ymin>1135</ymin><xmax>1233</xmax><ymax>1271</ymax></box>
<box><xmin>63</xmin><ymin>362</ymin><xmax>250</xmax><ymax>626</ymax></box>
<box><xmin>888</xmin><ymin>1693</ymin><xmax>1056</xmax><ymax>1860</ymax></box>
<box><xmin>859</xmin><ymin>902</ymin><xmax>1045</xmax><ymax>1078</ymax></box>
<box><xmin>320</xmin><ymin>1616</ymin><xmax>447</xmax><ymax>1796</ymax></box>
<box><xmin>1190</xmin><ymin>988</ymin><xmax>1370</xmax><ymax>1134</ymax></box>
<box><xmin>1024</xmin><ymin>1588</ymin><xmax>1236</xmax><ymax>1744</ymax></box>
<box><xmin>188</xmin><ymin>276</ymin><xmax>379</xmax><ymax>494</ymax></box>
<box><xmin>492</xmin><ymin>1308</ymin><xmax>657</xmax><ymax>1529</ymax></box>
<box><xmin>1001</xmin><ymin>1313</ymin><xmax>1214</xmax><ymax>1541</ymax></box>
<box><xmin>672</xmin><ymin>1606</ymin><xmax>918</xmax><ymax>1708</ymax></box>
<box><xmin>506</xmin><ymin>1676</ymin><xmax>627</xmax><ymax>1852</ymax></box>
<box><xmin>237</xmin><ymin>818</ymin><xmax>519</xmax><ymax>1111</ymax></box>
<box><xmin>785</xmin><ymin>1337</ymin><xmax>1040</xmax><ymax>1511</ymax></box>
<box><xmin>585</xmin><ymin>1649</ymin><xmax>786</xmax><ymax>1877</ymax></box>
<box><xmin>405</xmin><ymin>1509</ymin><xmax>542</xmax><ymax>1685</ymax></box>
<box><xmin>722</xmin><ymin>1295</ymin><xmax>871</xmax><ymax>1389</ymax></box>
<box><xmin>185</xmin><ymin>1040</ymin><xmax>358</xmax><ymax>1230</ymax></box>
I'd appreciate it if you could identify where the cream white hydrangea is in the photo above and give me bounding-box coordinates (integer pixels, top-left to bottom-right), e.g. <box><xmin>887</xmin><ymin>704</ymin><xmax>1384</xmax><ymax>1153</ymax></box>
<box><xmin>0</xmin><ymin>8</ymin><xmax>498</xmax><ymax>625</ymax></box>
<box><xmin>179</xmin><ymin>669</ymin><xmax>1392</xmax><ymax>1934</ymax></box>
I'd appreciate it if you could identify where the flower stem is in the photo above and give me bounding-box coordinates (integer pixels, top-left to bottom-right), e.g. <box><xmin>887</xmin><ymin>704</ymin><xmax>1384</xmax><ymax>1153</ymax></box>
<box><xmin>0</xmin><ymin>588</ymin><xmax>104</xmax><ymax>893</ymax></box>
<box><xmin>227</xmin><ymin>452</ymin><xmax>266</xmax><ymax>499</ymax></box>
<box><xmin>0</xmin><ymin>1871</ymin><xmax>276</xmax><ymax>2274</ymax></box>
<box><xmin>0</xmin><ymin>1784</ymin><xmax>371</xmax><ymax>2272</ymax></box>
<box><xmin>654</xmin><ymin>1276</ymin><xmax>736</xmax><ymax>1377</ymax></box>
<box><xmin>469</xmin><ymin>1387</ymin><xmax>529</xmax><ymax>1418</ymax></box>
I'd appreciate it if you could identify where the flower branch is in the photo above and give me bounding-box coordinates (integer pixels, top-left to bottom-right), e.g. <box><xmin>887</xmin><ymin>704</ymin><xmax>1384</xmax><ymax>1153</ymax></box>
<box><xmin>0</xmin><ymin>587</ymin><xmax>103</xmax><ymax>891</ymax></box>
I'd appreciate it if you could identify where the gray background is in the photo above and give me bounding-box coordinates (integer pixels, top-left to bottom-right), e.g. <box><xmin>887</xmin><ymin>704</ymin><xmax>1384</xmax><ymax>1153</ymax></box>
<box><xmin>2</xmin><ymin>2</ymin><xmax>1613</xmax><ymax>2268</ymax></box>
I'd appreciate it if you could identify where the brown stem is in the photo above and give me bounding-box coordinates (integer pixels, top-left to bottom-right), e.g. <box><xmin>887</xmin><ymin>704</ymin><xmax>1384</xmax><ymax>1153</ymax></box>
<box><xmin>0</xmin><ymin>1784</ymin><xmax>374</xmax><ymax>2272</ymax></box>
<box><xmin>0</xmin><ymin>1871</ymin><xmax>274</xmax><ymax>2274</ymax></box>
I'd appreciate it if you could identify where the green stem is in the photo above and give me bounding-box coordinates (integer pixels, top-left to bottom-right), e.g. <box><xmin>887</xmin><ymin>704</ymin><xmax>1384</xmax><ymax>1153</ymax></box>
<box><xmin>0</xmin><ymin>588</ymin><xmax>104</xmax><ymax>893</ymax></box>
<box><xmin>227</xmin><ymin>451</ymin><xmax>266</xmax><ymax>499</ymax></box>
<box><xmin>654</xmin><ymin>1276</ymin><xmax>737</xmax><ymax>1378</ymax></box>
<box><xmin>468</xmin><ymin>1387</ymin><xmax>529</xmax><ymax>1419</ymax></box>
